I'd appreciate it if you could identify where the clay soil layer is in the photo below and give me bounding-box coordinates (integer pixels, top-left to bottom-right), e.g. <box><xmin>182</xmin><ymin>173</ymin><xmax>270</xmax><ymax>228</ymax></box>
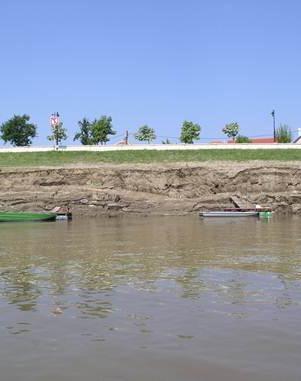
<box><xmin>1</xmin><ymin>161</ymin><xmax>301</xmax><ymax>215</ymax></box>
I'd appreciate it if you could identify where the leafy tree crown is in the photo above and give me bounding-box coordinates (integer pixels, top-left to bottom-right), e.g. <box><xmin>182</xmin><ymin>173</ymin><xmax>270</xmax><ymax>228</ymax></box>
<box><xmin>0</xmin><ymin>114</ymin><xmax>37</xmax><ymax>146</ymax></box>
<box><xmin>180</xmin><ymin>121</ymin><xmax>201</xmax><ymax>144</ymax></box>
<box><xmin>135</xmin><ymin>125</ymin><xmax>156</xmax><ymax>143</ymax></box>
<box><xmin>91</xmin><ymin>116</ymin><xmax>115</xmax><ymax>145</ymax></box>
<box><xmin>74</xmin><ymin>118</ymin><xmax>94</xmax><ymax>145</ymax></box>
<box><xmin>222</xmin><ymin>122</ymin><xmax>239</xmax><ymax>140</ymax></box>
<box><xmin>47</xmin><ymin>122</ymin><xmax>68</xmax><ymax>145</ymax></box>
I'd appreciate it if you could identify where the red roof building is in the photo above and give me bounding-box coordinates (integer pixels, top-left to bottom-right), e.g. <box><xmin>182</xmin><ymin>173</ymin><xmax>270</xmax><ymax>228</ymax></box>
<box><xmin>250</xmin><ymin>137</ymin><xmax>275</xmax><ymax>143</ymax></box>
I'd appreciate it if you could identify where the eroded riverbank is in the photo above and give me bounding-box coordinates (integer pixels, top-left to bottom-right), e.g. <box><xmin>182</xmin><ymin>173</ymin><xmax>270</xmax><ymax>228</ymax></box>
<box><xmin>1</xmin><ymin>161</ymin><xmax>301</xmax><ymax>215</ymax></box>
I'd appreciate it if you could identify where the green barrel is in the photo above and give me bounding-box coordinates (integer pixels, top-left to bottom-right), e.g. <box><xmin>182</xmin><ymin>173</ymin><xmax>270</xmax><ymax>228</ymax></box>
<box><xmin>259</xmin><ymin>211</ymin><xmax>272</xmax><ymax>218</ymax></box>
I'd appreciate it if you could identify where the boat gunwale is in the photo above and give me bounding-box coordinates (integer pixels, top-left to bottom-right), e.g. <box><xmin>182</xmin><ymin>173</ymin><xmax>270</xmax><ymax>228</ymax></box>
<box><xmin>200</xmin><ymin>211</ymin><xmax>260</xmax><ymax>217</ymax></box>
<box><xmin>0</xmin><ymin>211</ymin><xmax>57</xmax><ymax>222</ymax></box>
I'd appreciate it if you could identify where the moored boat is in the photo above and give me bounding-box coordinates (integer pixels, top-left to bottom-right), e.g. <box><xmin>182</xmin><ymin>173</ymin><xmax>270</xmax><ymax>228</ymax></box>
<box><xmin>55</xmin><ymin>213</ymin><xmax>72</xmax><ymax>221</ymax></box>
<box><xmin>51</xmin><ymin>206</ymin><xmax>72</xmax><ymax>220</ymax></box>
<box><xmin>0</xmin><ymin>212</ymin><xmax>56</xmax><ymax>222</ymax></box>
<box><xmin>200</xmin><ymin>211</ymin><xmax>259</xmax><ymax>217</ymax></box>
<box><xmin>200</xmin><ymin>207</ymin><xmax>272</xmax><ymax>218</ymax></box>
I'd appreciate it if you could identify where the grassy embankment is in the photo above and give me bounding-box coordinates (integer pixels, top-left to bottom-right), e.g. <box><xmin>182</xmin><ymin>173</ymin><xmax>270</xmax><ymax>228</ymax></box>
<box><xmin>0</xmin><ymin>150</ymin><xmax>301</xmax><ymax>167</ymax></box>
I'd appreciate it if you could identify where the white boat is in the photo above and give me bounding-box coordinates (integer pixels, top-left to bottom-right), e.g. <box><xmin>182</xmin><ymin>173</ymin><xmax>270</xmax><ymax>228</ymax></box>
<box><xmin>51</xmin><ymin>206</ymin><xmax>72</xmax><ymax>221</ymax></box>
<box><xmin>200</xmin><ymin>211</ymin><xmax>259</xmax><ymax>217</ymax></box>
<box><xmin>55</xmin><ymin>214</ymin><xmax>70</xmax><ymax>221</ymax></box>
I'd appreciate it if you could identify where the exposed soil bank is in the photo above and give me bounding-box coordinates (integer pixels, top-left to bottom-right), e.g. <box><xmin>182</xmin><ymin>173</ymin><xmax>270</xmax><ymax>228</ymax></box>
<box><xmin>1</xmin><ymin>162</ymin><xmax>301</xmax><ymax>215</ymax></box>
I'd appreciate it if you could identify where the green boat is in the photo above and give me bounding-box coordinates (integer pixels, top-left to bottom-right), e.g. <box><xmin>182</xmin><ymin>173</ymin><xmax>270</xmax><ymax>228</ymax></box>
<box><xmin>0</xmin><ymin>212</ymin><xmax>57</xmax><ymax>222</ymax></box>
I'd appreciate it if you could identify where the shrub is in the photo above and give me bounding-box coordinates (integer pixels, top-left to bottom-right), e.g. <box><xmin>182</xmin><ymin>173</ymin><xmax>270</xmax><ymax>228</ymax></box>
<box><xmin>236</xmin><ymin>135</ymin><xmax>251</xmax><ymax>143</ymax></box>
<box><xmin>276</xmin><ymin>124</ymin><xmax>292</xmax><ymax>143</ymax></box>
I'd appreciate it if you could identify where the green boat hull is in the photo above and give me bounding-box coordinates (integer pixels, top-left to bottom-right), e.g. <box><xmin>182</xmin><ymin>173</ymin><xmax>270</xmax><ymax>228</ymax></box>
<box><xmin>0</xmin><ymin>212</ymin><xmax>56</xmax><ymax>222</ymax></box>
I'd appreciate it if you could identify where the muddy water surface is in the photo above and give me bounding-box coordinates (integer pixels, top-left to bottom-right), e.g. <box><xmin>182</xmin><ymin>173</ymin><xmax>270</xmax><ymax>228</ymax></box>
<box><xmin>0</xmin><ymin>216</ymin><xmax>300</xmax><ymax>381</ymax></box>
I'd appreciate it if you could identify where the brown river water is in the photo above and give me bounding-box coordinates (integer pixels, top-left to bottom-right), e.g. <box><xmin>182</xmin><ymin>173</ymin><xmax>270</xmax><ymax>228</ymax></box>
<box><xmin>0</xmin><ymin>216</ymin><xmax>300</xmax><ymax>381</ymax></box>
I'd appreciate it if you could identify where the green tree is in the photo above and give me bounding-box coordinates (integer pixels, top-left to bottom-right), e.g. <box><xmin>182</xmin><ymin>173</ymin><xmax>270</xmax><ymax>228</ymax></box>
<box><xmin>236</xmin><ymin>135</ymin><xmax>251</xmax><ymax>143</ymax></box>
<box><xmin>276</xmin><ymin>124</ymin><xmax>292</xmax><ymax>143</ymax></box>
<box><xmin>135</xmin><ymin>125</ymin><xmax>156</xmax><ymax>143</ymax></box>
<box><xmin>74</xmin><ymin>118</ymin><xmax>94</xmax><ymax>145</ymax></box>
<box><xmin>91</xmin><ymin>116</ymin><xmax>115</xmax><ymax>145</ymax></box>
<box><xmin>48</xmin><ymin>122</ymin><xmax>68</xmax><ymax>146</ymax></box>
<box><xmin>0</xmin><ymin>114</ymin><xmax>37</xmax><ymax>146</ymax></box>
<box><xmin>222</xmin><ymin>122</ymin><xmax>239</xmax><ymax>141</ymax></box>
<box><xmin>180</xmin><ymin>121</ymin><xmax>201</xmax><ymax>144</ymax></box>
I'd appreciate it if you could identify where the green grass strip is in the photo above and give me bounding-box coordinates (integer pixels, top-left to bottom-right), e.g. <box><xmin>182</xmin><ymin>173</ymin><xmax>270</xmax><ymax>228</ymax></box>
<box><xmin>0</xmin><ymin>149</ymin><xmax>301</xmax><ymax>167</ymax></box>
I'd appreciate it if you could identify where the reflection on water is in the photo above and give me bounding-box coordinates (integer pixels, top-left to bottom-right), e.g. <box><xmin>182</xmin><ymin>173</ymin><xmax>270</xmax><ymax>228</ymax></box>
<box><xmin>0</xmin><ymin>216</ymin><xmax>301</xmax><ymax>381</ymax></box>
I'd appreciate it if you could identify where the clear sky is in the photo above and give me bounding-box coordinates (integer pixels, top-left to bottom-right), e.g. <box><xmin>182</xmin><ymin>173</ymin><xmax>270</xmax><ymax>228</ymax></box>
<box><xmin>1</xmin><ymin>0</ymin><xmax>300</xmax><ymax>145</ymax></box>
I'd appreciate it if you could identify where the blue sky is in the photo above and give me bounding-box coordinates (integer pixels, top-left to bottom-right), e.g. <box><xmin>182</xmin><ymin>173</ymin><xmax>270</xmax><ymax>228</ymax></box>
<box><xmin>1</xmin><ymin>0</ymin><xmax>300</xmax><ymax>144</ymax></box>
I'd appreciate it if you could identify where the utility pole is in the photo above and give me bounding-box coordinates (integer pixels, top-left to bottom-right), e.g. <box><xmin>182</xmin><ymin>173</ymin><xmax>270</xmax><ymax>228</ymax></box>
<box><xmin>125</xmin><ymin>130</ymin><xmax>129</xmax><ymax>145</ymax></box>
<box><xmin>271</xmin><ymin>110</ymin><xmax>276</xmax><ymax>142</ymax></box>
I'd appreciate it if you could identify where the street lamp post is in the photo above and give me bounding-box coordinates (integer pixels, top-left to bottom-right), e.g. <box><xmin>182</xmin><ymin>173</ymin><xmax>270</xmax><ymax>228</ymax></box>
<box><xmin>271</xmin><ymin>110</ymin><xmax>276</xmax><ymax>142</ymax></box>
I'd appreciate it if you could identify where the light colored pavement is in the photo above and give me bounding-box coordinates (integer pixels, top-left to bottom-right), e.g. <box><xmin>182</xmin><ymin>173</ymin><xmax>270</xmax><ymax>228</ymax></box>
<box><xmin>0</xmin><ymin>143</ymin><xmax>301</xmax><ymax>153</ymax></box>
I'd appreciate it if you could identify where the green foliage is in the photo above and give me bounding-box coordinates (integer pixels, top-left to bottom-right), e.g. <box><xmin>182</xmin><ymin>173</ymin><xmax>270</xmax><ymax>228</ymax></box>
<box><xmin>162</xmin><ymin>138</ymin><xmax>171</xmax><ymax>144</ymax></box>
<box><xmin>91</xmin><ymin>116</ymin><xmax>115</xmax><ymax>145</ymax></box>
<box><xmin>47</xmin><ymin>122</ymin><xmax>68</xmax><ymax>146</ymax></box>
<box><xmin>135</xmin><ymin>125</ymin><xmax>156</xmax><ymax>143</ymax></box>
<box><xmin>74</xmin><ymin>116</ymin><xmax>115</xmax><ymax>145</ymax></box>
<box><xmin>0</xmin><ymin>114</ymin><xmax>37</xmax><ymax>146</ymax></box>
<box><xmin>222</xmin><ymin>122</ymin><xmax>239</xmax><ymax>140</ymax></box>
<box><xmin>74</xmin><ymin>118</ymin><xmax>94</xmax><ymax>145</ymax></box>
<box><xmin>236</xmin><ymin>135</ymin><xmax>251</xmax><ymax>143</ymax></box>
<box><xmin>276</xmin><ymin>124</ymin><xmax>292</xmax><ymax>143</ymax></box>
<box><xmin>180</xmin><ymin>121</ymin><xmax>201</xmax><ymax>144</ymax></box>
